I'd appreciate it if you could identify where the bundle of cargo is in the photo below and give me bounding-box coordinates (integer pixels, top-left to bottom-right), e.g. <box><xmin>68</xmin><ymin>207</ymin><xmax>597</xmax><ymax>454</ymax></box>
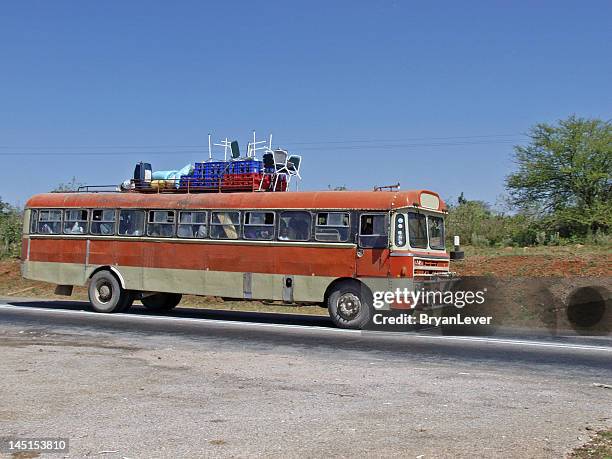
<box><xmin>127</xmin><ymin>134</ymin><xmax>298</xmax><ymax>194</ymax></box>
<box><xmin>179</xmin><ymin>158</ymin><xmax>266</xmax><ymax>192</ymax></box>
<box><xmin>131</xmin><ymin>162</ymin><xmax>195</xmax><ymax>190</ymax></box>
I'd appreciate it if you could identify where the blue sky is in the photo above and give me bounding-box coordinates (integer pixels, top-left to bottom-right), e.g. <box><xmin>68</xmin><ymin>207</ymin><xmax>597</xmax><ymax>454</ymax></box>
<box><xmin>1</xmin><ymin>1</ymin><xmax>610</xmax><ymax>207</ymax></box>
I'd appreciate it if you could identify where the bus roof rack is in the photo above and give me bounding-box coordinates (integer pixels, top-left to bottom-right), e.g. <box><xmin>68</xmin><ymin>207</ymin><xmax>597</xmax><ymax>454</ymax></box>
<box><xmin>374</xmin><ymin>183</ymin><xmax>401</xmax><ymax>192</ymax></box>
<box><xmin>74</xmin><ymin>185</ymin><xmax>121</xmax><ymax>193</ymax></box>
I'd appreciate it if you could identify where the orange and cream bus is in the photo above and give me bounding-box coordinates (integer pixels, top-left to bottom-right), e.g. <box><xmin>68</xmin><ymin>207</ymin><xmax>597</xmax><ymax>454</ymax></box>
<box><xmin>21</xmin><ymin>190</ymin><xmax>453</xmax><ymax>329</ymax></box>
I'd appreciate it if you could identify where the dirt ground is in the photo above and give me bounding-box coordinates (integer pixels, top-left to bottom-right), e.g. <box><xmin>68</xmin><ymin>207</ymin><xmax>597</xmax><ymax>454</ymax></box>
<box><xmin>0</xmin><ymin>316</ymin><xmax>610</xmax><ymax>459</ymax></box>
<box><xmin>457</xmin><ymin>245</ymin><xmax>612</xmax><ymax>277</ymax></box>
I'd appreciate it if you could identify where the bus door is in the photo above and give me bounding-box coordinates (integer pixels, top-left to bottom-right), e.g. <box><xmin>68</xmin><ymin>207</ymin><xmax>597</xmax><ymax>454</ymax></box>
<box><xmin>355</xmin><ymin>213</ymin><xmax>390</xmax><ymax>277</ymax></box>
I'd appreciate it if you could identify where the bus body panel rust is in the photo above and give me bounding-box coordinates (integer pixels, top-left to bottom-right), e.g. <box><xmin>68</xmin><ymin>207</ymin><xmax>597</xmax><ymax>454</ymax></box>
<box><xmin>27</xmin><ymin>238</ymin><xmax>358</xmax><ymax>278</ymax></box>
<box><xmin>25</xmin><ymin>190</ymin><xmax>447</xmax><ymax>213</ymax></box>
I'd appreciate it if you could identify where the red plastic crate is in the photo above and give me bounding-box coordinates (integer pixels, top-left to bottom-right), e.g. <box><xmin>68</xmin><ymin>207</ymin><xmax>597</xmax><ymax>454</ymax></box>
<box><xmin>222</xmin><ymin>173</ymin><xmax>263</xmax><ymax>191</ymax></box>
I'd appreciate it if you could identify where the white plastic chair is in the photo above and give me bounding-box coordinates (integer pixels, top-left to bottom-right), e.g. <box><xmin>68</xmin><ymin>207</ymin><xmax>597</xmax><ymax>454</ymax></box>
<box><xmin>273</xmin><ymin>149</ymin><xmax>290</xmax><ymax>190</ymax></box>
<box><xmin>287</xmin><ymin>155</ymin><xmax>302</xmax><ymax>190</ymax></box>
<box><xmin>287</xmin><ymin>155</ymin><xmax>302</xmax><ymax>178</ymax></box>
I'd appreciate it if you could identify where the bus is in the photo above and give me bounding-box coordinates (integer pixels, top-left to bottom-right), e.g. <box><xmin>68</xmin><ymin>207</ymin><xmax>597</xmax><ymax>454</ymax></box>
<box><xmin>21</xmin><ymin>189</ymin><xmax>453</xmax><ymax>329</ymax></box>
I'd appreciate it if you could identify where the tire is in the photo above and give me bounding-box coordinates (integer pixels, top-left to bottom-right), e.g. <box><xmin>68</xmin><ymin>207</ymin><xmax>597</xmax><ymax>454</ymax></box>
<box><xmin>88</xmin><ymin>270</ymin><xmax>131</xmax><ymax>313</ymax></box>
<box><xmin>327</xmin><ymin>281</ymin><xmax>372</xmax><ymax>329</ymax></box>
<box><xmin>116</xmin><ymin>291</ymin><xmax>135</xmax><ymax>313</ymax></box>
<box><xmin>141</xmin><ymin>293</ymin><xmax>182</xmax><ymax>312</ymax></box>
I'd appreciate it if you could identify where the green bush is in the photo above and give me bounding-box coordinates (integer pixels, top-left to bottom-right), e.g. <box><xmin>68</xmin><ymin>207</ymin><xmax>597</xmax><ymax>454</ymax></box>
<box><xmin>446</xmin><ymin>193</ymin><xmax>610</xmax><ymax>248</ymax></box>
<box><xmin>470</xmin><ymin>233</ymin><xmax>490</xmax><ymax>247</ymax></box>
<box><xmin>585</xmin><ymin>229</ymin><xmax>612</xmax><ymax>246</ymax></box>
<box><xmin>0</xmin><ymin>199</ymin><xmax>23</xmax><ymax>258</ymax></box>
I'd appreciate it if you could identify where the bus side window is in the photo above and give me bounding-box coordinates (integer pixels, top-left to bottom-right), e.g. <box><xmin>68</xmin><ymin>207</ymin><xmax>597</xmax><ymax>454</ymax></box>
<box><xmin>178</xmin><ymin>211</ymin><xmax>207</xmax><ymax>238</ymax></box>
<box><xmin>64</xmin><ymin>209</ymin><xmax>88</xmax><ymax>234</ymax></box>
<box><xmin>147</xmin><ymin>210</ymin><xmax>175</xmax><ymax>237</ymax></box>
<box><xmin>359</xmin><ymin>214</ymin><xmax>388</xmax><ymax>248</ymax></box>
<box><xmin>29</xmin><ymin>209</ymin><xmax>38</xmax><ymax>234</ymax></box>
<box><xmin>38</xmin><ymin>209</ymin><xmax>62</xmax><ymax>234</ymax></box>
<box><xmin>278</xmin><ymin>211</ymin><xmax>311</xmax><ymax>241</ymax></box>
<box><xmin>315</xmin><ymin>212</ymin><xmax>350</xmax><ymax>242</ymax></box>
<box><xmin>91</xmin><ymin>209</ymin><xmax>116</xmax><ymax>235</ymax></box>
<box><xmin>210</xmin><ymin>211</ymin><xmax>240</xmax><ymax>240</ymax></box>
<box><xmin>244</xmin><ymin>211</ymin><xmax>275</xmax><ymax>240</ymax></box>
<box><xmin>119</xmin><ymin>210</ymin><xmax>145</xmax><ymax>236</ymax></box>
<box><xmin>427</xmin><ymin>215</ymin><xmax>445</xmax><ymax>250</ymax></box>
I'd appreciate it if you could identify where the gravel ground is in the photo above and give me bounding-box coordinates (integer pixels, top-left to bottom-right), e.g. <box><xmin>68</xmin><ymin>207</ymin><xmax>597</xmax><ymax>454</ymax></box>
<box><xmin>0</xmin><ymin>313</ymin><xmax>611</xmax><ymax>459</ymax></box>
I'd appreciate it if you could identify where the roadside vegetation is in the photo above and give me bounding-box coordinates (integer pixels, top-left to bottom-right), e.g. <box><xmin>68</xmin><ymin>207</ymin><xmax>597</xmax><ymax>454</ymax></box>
<box><xmin>0</xmin><ymin>199</ymin><xmax>22</xmax><ymax>258</ymax></box>
<box><xmin>446</xmin><ymin>116</ymin><xmax>611</xmax><ymax>249</ymax></box>
<box><xmin>569</xmin><ymin>429</ymin><xmax>612</xmax><ymax>459</ymax></box>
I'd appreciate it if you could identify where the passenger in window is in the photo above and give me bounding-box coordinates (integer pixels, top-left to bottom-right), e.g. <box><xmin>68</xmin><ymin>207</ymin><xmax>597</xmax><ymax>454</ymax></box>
<box><xmin>177</xmin><ymin>225</ymin><xmax>193</xmax><ymax>238</ymax></box>
<box><xmin>293</xmin><ymin>220</ymin><xmax>310</xmax><ymax>240</ymax></box>
<box><xmin>120</xmin><ymin>213</ymin><xmax>142</xmax><ymax>236</ymax></box>
<box><xmin>149</xmin><ymin>223</ymin><xmax>160</xmax><ymax>237</ymax></box>
<box><xmin>244</xmin><ymin>226</ymin><xmax>258</xmax><ymax>239</ymax></box>
<box><xmin>279</xmin><ymin>221</ymin><xmax>289</xmax><ymax>240</ymax></box>
<box><xmin>259</xmin><ymin>228</ymin><xmax>272</xmax><ymax>239</ymax></box>
<box><xmin>119</xmin><ymin>214</ymin><xmax>131</xmax><ymax>235</ymax></box>
<box><xmin>99</xmin><ymin>223</ymin><xmax>113</xmax><ymax>235</ymax></box>
<box><xmin>70</xmin><ymin>221</ymin><xmax>84</xmax><ymax>234</ymax></box>
<box><xmin>362</xmin><ymin>218</ymin><xmax>374</xmax><ymax>235</ymax></box>
<box><xmin>195</xmin><ymin>225</ymin><xmax>207</xmax><ymax>238</ymax></box>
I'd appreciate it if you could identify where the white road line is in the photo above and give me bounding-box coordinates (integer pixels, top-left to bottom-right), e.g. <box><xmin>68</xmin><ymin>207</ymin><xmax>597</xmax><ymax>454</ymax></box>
<box><xmin>0</xmin><ymin>303</ymin><xmax>610</xmax><ymax>353</ymax></box>
<box><xmin>0</xmin><ymin>303</ymin><xmax>360</xmax><ymax>333</ymax></box>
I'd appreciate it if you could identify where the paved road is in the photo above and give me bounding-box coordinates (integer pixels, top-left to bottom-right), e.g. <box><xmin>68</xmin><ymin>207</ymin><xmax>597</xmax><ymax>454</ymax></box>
<box><xmin>0</xmin><ymin>300</ymin><xmax>611</xmax><ymax>458</ymax></box>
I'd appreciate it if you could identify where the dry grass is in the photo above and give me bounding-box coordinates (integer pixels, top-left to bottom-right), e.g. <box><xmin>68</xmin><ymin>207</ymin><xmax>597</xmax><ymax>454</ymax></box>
<box><xmin>569</xmin><ymin>429</ymin><xmax>612</xmax><ymax>459</ymax></box>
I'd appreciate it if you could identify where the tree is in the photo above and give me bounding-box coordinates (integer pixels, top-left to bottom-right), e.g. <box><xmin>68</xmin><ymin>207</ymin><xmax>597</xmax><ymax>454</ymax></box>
<box><xmin>447</xmin><ymin>198</ymin><xmax>498</xmax><ymax>246</ymax></box>
<box><xmin>0</xmin><ymin>197</ymin><xmax>22</xmax><ymax>258</ymax></box>
<box><xmin>506</xmin><ymin>116</ymin><xmax>611</xmax><ymax>235</ymax></box>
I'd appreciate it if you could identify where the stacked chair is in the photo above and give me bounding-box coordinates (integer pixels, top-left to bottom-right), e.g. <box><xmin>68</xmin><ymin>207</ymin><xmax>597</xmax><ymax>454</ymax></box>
<box><xmin>259</xmin><ymin>149</ymin><xmax>302</xmax><ymax>192</ymax></box>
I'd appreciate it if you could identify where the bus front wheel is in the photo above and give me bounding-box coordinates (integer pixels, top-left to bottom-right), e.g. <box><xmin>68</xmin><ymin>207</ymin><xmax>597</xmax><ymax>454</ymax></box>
<box><xmin>141</xmin><ymin>293</ymin><xmax>182</xmax><ymax>312</ymax></box>
<box><xmin>88</xmin><ymin>270</ymin><xmax>133</xmax><ymax>313</ymax></box>
<box><xmin>327</xmin><ymin>281</ymin><xmax>372</xmax><ymax>329</ymax></box>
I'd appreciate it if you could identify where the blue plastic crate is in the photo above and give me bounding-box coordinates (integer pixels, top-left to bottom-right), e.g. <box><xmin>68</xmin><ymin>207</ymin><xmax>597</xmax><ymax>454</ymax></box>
<box><xmin>231</xmin><ymin>159</ymin><xmax>263</xmax><ymax>174</ymax></box>
<box><xmin>193</xmin><ymin>159</ymin><xmax>263</xmax><ymax>178</ymax></box>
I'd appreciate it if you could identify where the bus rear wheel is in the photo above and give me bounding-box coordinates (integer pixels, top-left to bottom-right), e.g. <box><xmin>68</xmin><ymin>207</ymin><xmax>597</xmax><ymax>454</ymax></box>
<box><xmin>327</xmin><ymin>281</ymin><xmax>372</xmax><ymax>329</ymax></box>
<box><xmin>88</xmin><ymin>270</ymin><xmax>132</xmax><ymax>313</ymax></box>
<box><xmin>141</xmin><ymin>293</ymin><xmax>182</xmax><ymax>312</ymax></box>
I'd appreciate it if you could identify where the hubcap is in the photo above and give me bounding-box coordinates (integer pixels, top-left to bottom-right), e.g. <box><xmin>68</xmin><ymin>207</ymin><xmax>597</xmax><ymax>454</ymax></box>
<box><xmin>96</xmin><ymin>282</ymin><xmax>113</xmax><ymax>303</ymax></box>
<box><xmin>337</xmin><ymin>293</ymin><xmax>361</xmax><ymax>321</ymax></box>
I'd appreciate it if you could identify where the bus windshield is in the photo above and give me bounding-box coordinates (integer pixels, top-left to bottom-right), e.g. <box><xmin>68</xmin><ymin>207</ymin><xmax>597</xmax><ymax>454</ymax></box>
<box><xmin>408</xmin><ymin>212</ymin><xmax>427</xmax><ymax>248</ymax></box>
<box><xmin>407</xmin><ymin>212</ymin><xmax>445</xmax><ymax>250</ymax></box>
